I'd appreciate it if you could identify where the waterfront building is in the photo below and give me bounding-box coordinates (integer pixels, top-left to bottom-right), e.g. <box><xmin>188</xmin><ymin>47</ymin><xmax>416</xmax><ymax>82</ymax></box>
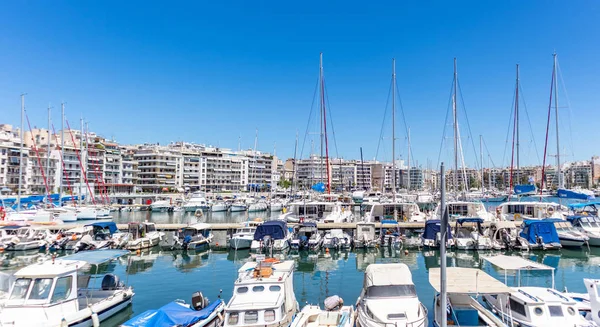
<box><xmin>565</xmin><ymin>161</ymin><xmax>593</xmax><ymax>189</ymax></box>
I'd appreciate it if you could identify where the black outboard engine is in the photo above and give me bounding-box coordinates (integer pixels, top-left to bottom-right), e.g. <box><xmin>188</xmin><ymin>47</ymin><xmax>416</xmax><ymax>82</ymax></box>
<box><xmin>101</xmin><ymin>274</ymin><xmax>123</xmax><ymax>290</ymax></box>
<box><xmin>332</xmin><ymin>237</ymin><xmax>339</xmax><ymax>249</ymax></box>
<box><xmin>75</xmin><ymin>235</ymin><xmax>96</xmax><ymax>253</ymax></box>
<box><xmin>191</xmin><ymin>291</ymin><xmax>209</xmax><ymax>311</ymax></box>
<box><xmin>501</xmin><ymin>230</ymin><xmax>512</xmax><ymax>248</ymax></box>
<box><xmin>182</xmin><ymin>235</ymin><xmax>193</xmax><ymax>250</ymax></box>
<box><xmin>263</xmin><ymin>235</ymin><xmax>273</xmax><ymax>249</ymax></box>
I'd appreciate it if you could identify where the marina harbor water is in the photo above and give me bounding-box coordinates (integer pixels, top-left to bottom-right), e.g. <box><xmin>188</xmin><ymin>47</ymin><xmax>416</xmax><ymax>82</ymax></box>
<box><xmin>2</xmin><ymin>246</ymin><xmax>600</xmax><ymax>326</ymax></box>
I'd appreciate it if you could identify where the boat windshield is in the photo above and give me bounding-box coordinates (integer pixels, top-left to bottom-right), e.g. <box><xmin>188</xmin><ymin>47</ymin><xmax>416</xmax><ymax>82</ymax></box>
<box><xmin>9</xmin><ymin>278</ymin><xmax>31</xmax><ymax>300</ymax></box>
<box><xmin>366</xmin><ymin>285</ymin><xmax>416</xmax><ymax>298</ymax></box>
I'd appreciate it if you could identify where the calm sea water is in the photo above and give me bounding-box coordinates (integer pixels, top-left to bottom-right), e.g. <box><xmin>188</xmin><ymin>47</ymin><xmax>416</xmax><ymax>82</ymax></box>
<box><xmin>2</xmin><ymin>246</ymin><xmax>600</xmax><ymax>327</ymax></box>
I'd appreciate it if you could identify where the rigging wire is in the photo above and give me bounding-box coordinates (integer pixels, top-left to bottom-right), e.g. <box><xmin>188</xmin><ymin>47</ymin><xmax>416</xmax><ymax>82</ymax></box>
<box><xmin>299</xmin><ymin>77</ymin><xmax>320</xmax><ymax>161</ymax></box>
<box><xmin>517</xmin><ymin>83</ymin><xmax>542</xmax><ymax>165</ymax></box>
<box><xmin>556</xmin><ymin>60</ymin><xmax>576</xmax><ymax>160</ymax></box>
<box><xmin>436</xmin><ymin>81</ymin><xmax>455</xmax><ymax>168</ymax></box>
<box><xmin>375</xmin><ymin>82</ymin><xmax>393</xmax><ymax>161</ymax></box>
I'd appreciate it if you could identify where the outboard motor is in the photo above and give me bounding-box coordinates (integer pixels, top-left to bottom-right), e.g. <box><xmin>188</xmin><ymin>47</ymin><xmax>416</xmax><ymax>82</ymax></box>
<box><xmin>501</xmin><ymin>230</ymin><xmax>512</xmax><ymax>249</ymax></box>
<box><xmin>299</xmin><ymin>235</ymin><xmax>309</xmax><ymax>249</ymax></box>
<box><xmin>101</xmin><ymin>274</ymin><xmax>123</xmax><ymax>290</ymax></box>
<box><xmin>191</xmin><ymin>291</ymin><xmax>209</xmax><ymax>311</ymax></box>
<box><xmin>332</xmin><ymin>237</ymin><xmax>339</xmax><ymax>249</ymax></box>
<box><xmin>75</xmin><ymin>235</ymin><xmax>96</xmax><ymax>252</ymax></box>
<box><xmin>263</xmin><ymin>235</ymin><xmax>273</xmax><ymax>249</ymax></box>
<box><xmin>182</xmin><ymin>235</ymin><xmax>193</xmax><ymax>250</ymax></box>
<box><xmin>5</xmin><ymin>237</ymin><xmax>20</xmax><ymax>250</ymax></box>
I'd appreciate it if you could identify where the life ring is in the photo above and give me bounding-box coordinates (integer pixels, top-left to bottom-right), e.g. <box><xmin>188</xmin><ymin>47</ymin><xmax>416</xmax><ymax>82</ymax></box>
<box><xmin>547</xmin><ymin>206</ymin><xmax>555</xmax><ymax>216</ymax></box>
<box><xmin>514</xmin><ymin>213</ymin><xmax>521</xmax><ymax>221</ymax></box>
<box><xmin>195</xmin><ymin>209</ymin><xmax>203</xmax><ymax>217</ymax></box>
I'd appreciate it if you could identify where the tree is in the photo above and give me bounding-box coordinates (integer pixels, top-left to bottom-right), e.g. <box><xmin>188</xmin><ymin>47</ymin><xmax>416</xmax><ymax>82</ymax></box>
<box><xmin>278</xmin><ymin>179</ymin><xmax>292</xmax><ymax>189</ymax></box>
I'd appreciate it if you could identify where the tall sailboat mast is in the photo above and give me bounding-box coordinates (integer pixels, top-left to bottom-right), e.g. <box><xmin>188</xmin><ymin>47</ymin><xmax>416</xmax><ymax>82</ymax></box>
<box><xmin>17</xmin><ymin>94</ymin><xmax>25</xmax><ymax>213</ymax></box>
<box><xmin>59</xmin><ymin>103</ymin><xmax>65</xmax><ymax>206</ymax></box>
<box><xmin>392</xmin><ymin>58</ymin><xmax>397</xmax><ymax>202</ymax></box>
<box><xmin>319</xmin><ymin>53</ymin><xmax>324</xmax><ymax>186</ymax></box>
<box><xmin>516</xmin><ymin>64</ymin><xmax>520</xmax><ymax>185</ymax></box>
<box><xmin>319</xmin><ymin>53</ymin><xmax>331</xmax><ymax>194</ymax></box>
<box><xmin>47</xmin><ymin>104</ymin><xmax>52</xmax><ymax>194</ymax></box>
<box><xmin>553</xmin><ymin>53</ymin><xmax>562</xmax><ymax>189</ymax></box>
<box><xmin>407</xmin><ymin>127</ymin><xmax>411</xmax><ymax>192</ymax></box>
<box><xmin>79</xmin><ymin>117</ymin><xmax>84</xmax><ymax>205</ymax></box>
<box><xmin>480</xmin><ymin>135</ymin><xmax>483</xmax><ymax>193</ymax></box>
<box><xmin>452</xmin><ymin>58</ymin><xmax>458</xmax><ymax>197</ymax></box>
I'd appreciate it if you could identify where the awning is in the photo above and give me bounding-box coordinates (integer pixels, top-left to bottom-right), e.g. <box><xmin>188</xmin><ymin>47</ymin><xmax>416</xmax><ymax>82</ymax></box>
<box><xmin>429</xmin><ymin>267</ymin><xmax>511</xmax><ymax>294</ymax></box>
<box><xmin>482</xmin><ymin>255</ymin><xmax>554</xmax><ymax>271</ymax></box>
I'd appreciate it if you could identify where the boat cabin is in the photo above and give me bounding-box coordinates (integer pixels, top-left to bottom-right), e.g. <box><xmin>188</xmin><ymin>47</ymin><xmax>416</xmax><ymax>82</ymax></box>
<box><xmin>362</xmin><ymin>203</ymin><xmax>422</xmax><ymax>222</ymax></box>
<box><xmin>286</xmin><ymin>202</ymin><xmax>335</xmax><ymax>220</ymax></box>
<box><xmin>128</xmin><ymin>222</ymin><xmax>157</xmax><ymax>239</ymax></box>
<box><xmin>437</xmin><ymin>201</ymin><xmax>490</xmax><ymax>221</ymax></box>
<box><xmin>225</xmin><ymin>260</ymin><xmax>296</xmax><ymax>327</ymax></box>
<box><xmin>85</xmin><ymin>221</ymin><xmax>119</xmax><ymax>240</ymax></box>
<box><xmin>500</xmin><ymin>202</ymin><xmax>564</xmax><ymax>220</ymax></box>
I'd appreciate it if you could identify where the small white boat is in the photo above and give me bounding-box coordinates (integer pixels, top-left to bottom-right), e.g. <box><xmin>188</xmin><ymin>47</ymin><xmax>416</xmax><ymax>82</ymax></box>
<box><xmin>6</xmin><ymin>209</ymin><xmax>53</xmax><ymax>222</ymax></box>
<box><xmin>230</xmin><ymin>222</ymin><xmax>261</xmax><ymax>250</ymax></box>
<box><xmin>353</xmin><ymin>222</ymin><xmax>378</xmax><ymax>248</ymax></box>
<box><xmin>150</xmin><ymin>200</ymin><xmax>172</xmax><ymax>212</ymax></box>
<box><xmin>290</xmin><ymin>297</ymin><xmax>354</xmax><ymax>327</ymax></box>
<box><xmin>355</xmin><ymin>263</ymin><xmax>428</xmax><ymax>327</ymax></box>
<box><xmin>487</xmin><ymin>221</ymin><xmax>519</xmax><ymax>250</ymax></box>
<box><xmin>551</xmin><ymin>219</ymin><xmax>589</xmax><ymax>248</ymax></box>
<box><xmin>269</xmin><ymin>200</ymin><xmax>284</xmax><ymax>212</ymax></box>
<box><xmin>160</xmin><ymin>223</ymin><xmax>213</xmax><ymax>251</ymax></box>
<box><xmin>0</xmin><ymin>227</ymin><xmax>48</xmax><ymax>251</ymax></box>
<box><xmin>224</xmin><ymin>260</ymin><xmax>298</xmax><ymax>327</ymax></box>
<box><xmin>125</xmin><ymin>222</ymin><xmax>164</xmax><ymax>250</ymax></box>
<box><xmin>250</xmin><ymin>221</ymin><xmax>293</xmax><ymax>252</ymax></box>
<box><xmin>230</xmin><ymin>201</ymin><xmax>248</xmax><ymax>212</ymax></box>
<box><xmin>0</xmin><ymin>249</ymin><xmax>134</xmax><ymax>326</ymax></box>
<box><xmin>247</xmin><ymin>200</ymin><xmax>268</xmax><ymax>212</ymax></box>
<box><xmin>291</xmin><ymin>222</ymin><xmax>323</xmax><ymax>251</ymax></box>
<box><xmin>322</xmin><ymin>229</ymin><xmax>352</xmax><ymax>250</ymax></box>
<box><xmin>184</xmin><ymin>192</ymin><xmax>211</xmax><ymax>212</ymax></box>
<box><xmin>568</xmin><ymin>215</ymin><xmax>600</xmax><ymax>246</ymax></box>
<box><xmin>513</xmin><ymin>220</ymin><xmax>562</xmax><ymax>250</ymax></box>
<box><xmin>211</xmin><ymin>201</ymin><xmax>229</xmax><ymax>212</ymax></box>
<box><xmin>46</xmin><ymin>207</ymin><xmax>78</xmax><ymax>222</ymax></box>
<box><xmin>323</xmin><ymin>203</ymin><xmax>353</xmax><ymax>223</ymax></box>
<box><xmin>562</xmin><ymin>279</ymin><xmax>600</xmax><ymax>325</ymax></box>
<box><xmin>452</xmin><ymin>218</ymin><xmax>492</xmax><ymax>250</ymax></box>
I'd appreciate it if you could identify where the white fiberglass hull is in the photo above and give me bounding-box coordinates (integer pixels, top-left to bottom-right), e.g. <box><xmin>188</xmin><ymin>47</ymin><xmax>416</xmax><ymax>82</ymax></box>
<box><xmin>211</xmin><ymin>204</ymin><xmax>228</xmax><ymax>212</ymax></box>
<box><xmin>230</xmin><ymin>205</ymin><xmax>247</xmax><ymax>212</ymax></box>
<box><xmin>229</xmin><ymin>237</ymin><xmax>253</xmax><ymax>250</ymax></box>
<box><xmin>126</xmin><ymin>233</ymin><xmax>163</xmax><ymax>250</ymax></box>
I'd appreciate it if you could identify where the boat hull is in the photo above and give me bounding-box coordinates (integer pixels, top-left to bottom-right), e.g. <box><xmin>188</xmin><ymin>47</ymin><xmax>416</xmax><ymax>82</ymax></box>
<box><xmin>229</xmin><ymin>237</ymin><xmax>252</xmax><ymax>250</ymax></box>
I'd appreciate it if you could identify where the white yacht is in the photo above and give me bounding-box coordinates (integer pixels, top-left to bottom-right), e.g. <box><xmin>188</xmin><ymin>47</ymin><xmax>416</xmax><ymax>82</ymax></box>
<box><xmin>230</xmin><ymin>221</ymin><xmax>261</xmax><ymax>250</ymax></box>
<box><xmin>290</xmin><ymin>297</ymin><xmax>354</xmax><ymax>327</ymax></box>
<box><xmin>183</xmin><ymin>192</ymin><xmax>211</xmax><ymax>212</ymax></box>
<box><xmin>247</xmin><ymin>199</ymin><xmax>268</xmax><ymax>212</ymax></box>
<box><xmin>211</xmin><ymin>201</ymin><xmax>229</xmax><ymax>212</ymax></box>
<box><xmin>452</xmin><ymin>218</ymin><xmax>492</xmax><ymax>250</ymax></box>
<box><xmin>482</xmin><ymin>255</ymin><xmax>593</xmax><ymax>327</ymax></box>
<box><xmin>486</xmin><ymin>221</ymin><xmax>519</xmax><ymax>250</ymax></box>
<box><xmin>224</xmin><ymin>260</ymin><xmax>298</xmax><ymax>327</ymax></box>
<box><xmin>150</xmin><ymin>200</ymin><xmax>172</xmax><ymax>212</ymax></box>
<box><xmin>230</xmin><ymin>201</ymin><xmax>248</xmax><ymax>212</ymax></box>
<box><xmin>568</xmin><ymin>215</ymin><xmax>600</xmax><ymax>246</ymax></box>
<box><xmin>353</xmin><ymin>222</ymin><xmax>377</xmax><ymax>248</ymax></box>
<box><xmin>0</xmin><ymin>250</ymin><xmax>134</xmax><ymax>327</ymax></box>
<box><xmin>496</xmin><ymin>201</ymin><xmax>566</xmax><ymax>221</ymax></box>
<box><xmin>1</xmin><ymin>226</ymin><xmax>49</xmax><ymax>251</ymax></box>
<box><xmin>551</xmin><ymin>219</ymin><xmax>589</xmax><ymax>248</ymax></box>
<box><xmin>362</xmin><ymin>202</ymin><xmax>427</xmax><ymax>223</ymax></box>
<box><xmin>322</xmin><ymin>203</ymin><xmax>353</xmax><ymax>223</ymax></box>
<box><xmin>268</xmin><ymin>200</ymin><xmax>284</xmax><ymax>212</ymax></box>
<box><xmin>125</xmin><ymin>222</ymin><xmax>164</xmax><ymax>250</ymax></box>
<box><xmin>46</xmin><ymin>207</ymin><xmax>78</xmax><ymax>222</ymax></box>
<box><xmin>322</xmin><ymin>229</ymin><xmax>352</xmax><ymax>250</ymax></box>
<box><xmin>279</xmin><ymin>201</ymin><xmax>336</xmax><ymax>223</ymax></box>
<box><xmin>435</xmin><ymin>201</ymin><xmax>495</xmax><ymax>222</ymax></box>
<box><xmin>429</xmin><ymin>267</ymin><xmax>510</xmax><ymax>327</ymax></box>
<box><xmin>6</xmin><ymin>209</ymin><xmax>54</xmax><ymax>222</ymax></box>
<box><xmin>290</xmin><ymin>222</ymin><xmax>323</xmax><ymax>251</ymax></box>
<box><xmin>250</xmin><ymin>221</ymin><xmax>293</xmax><ymax>252</ymax></box>
<box><xmin>166</xmin><ymin>223</ymin><xmax>214</xmax><ymax>251</ymax></box>
<box><xmin>355</xmin><ymin>263</ymin><xmax>427</xmax><ymax>327</ymax></box>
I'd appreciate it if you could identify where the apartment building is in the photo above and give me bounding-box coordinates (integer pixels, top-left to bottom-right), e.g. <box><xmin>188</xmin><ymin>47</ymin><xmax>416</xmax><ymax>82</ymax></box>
<box><xmin>134</xmin><ymin>145</ymin><xmax>181</xmax><ymax>193</ymax></box>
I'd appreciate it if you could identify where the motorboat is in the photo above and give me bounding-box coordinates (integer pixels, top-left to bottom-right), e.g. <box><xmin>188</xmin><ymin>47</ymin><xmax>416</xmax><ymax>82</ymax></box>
<box><xmin>353</xmin><ymin>222</ymin><xmax>378</xmax><ymax>249</ymax></box>
<box><xmin>223</xmin><ymin>260</ymin><xmax>298</xmax><ymax>327</ymax></box>
<box><xmin>422</xmin><ymin>220</ymin><xmax>453</xmax><ymax>248</ymax></box>
<box><xmin>561</xmin><ymin>279</ymin><xmax>600</xmax><ymax>325</ymax></box>
<box><xmin>279</xmin><ymin>201</ymin><xmax>337</xmax><ymax>223</ymax></box>
<box><xmin>230</xmin><ymin>221</ymin><xmax>262</xmax><ymax>250</ymax></box>
<box><xmin>53</xmin><ymin>221</ymin><xmax>128</xmax><ymax>251</ymax></box>
<box><xmin>160</xmin><ymin>223</ymin><xmax>213</xmax><ymax>251</ymax></box>
<box><xmin>291</xmin><ymin>222</ymin><xmax>323</xmax><ymax>251</ymax></box>
<box><xmin>435</xmin><ymin>201</ymin><xmax>496</xmax><ymax>222</ymax></box>
<box><xmin>290</xmin><ymin>296</ymin><xmax>354</xmax><ymax>327</ymax></box>
<box><xmin>211</xmin><ymin>201</ymin><xmax>229</xmax><ymax>212</ymax></box>
<box><xmin>0</xmin><ymin>226</ymin><xmax>22</xmax><ymax>244</ymax></box>
<box><xmin>230</xmin><ymin>201</ymin><xmax>248</xmax><ymax>212</ymax></box>
<box><xmin>548</xmin><ymin>219</ymin><xmax>589</xmax><ymax>248</ymax></box>
<box><xmin>150</xmin><ymin>200</ymin><xmax>172</xmax><ymax>212</ymax></box>
<box><xmin>0</xmin><ymin>271</ymin><xmax>15</xmax><ymax>304</ymax></box>
<box><xmin>355</xmin><ymin>263</ymin><xmax>427</xmax><ymax>327</ymax></box>
<box><xmin>125</xmin><ymin>222</ymin><xmax>164</xmax><ymax>250</ymax></box>
<box><xmin>250</xmin><ymin>221</ymin><xmax>292</xmax><ymax>252</ymax></box>
<box><xmin>0</xmin><ymin>250</ymin><xmax>134</xmax><ymax>326</ymax></box>
<box><xmin>5</xmin><ymin>208</ymin><xmax>54</xmax><ymax>222</ymax></box>
<box><xmin>269</xmin><ymin>200</ymin><xmax>284</xmax><ymax>212</ymax></box>
<box><xmin>322</xmin><ymin>204</ymin><xmax>353</xmax><ymax>223</ymax></box>
<box><xmin>247</xmin><ymin>199</ymin><xmax>268</xmax><ymax>212</ymax></box>
<box><xmin>496</xmin><ymin>201</ymin><xmax>566</xmax><ymax>221</ymax></box>
<box><xmin>183</xmin><ymin>192</ymin><xmax>211</xmax><ymax>212</ymax></box>
<box><xmin>482</xmin><ymin>255</ymin><xmax>594</xmax><ymax>327</ymax></box>
<box><xmin>452</xmin><ymin>218</ymin><xmax>492</xmax><ymax>250</ymax></box>
<box><xmin>322</xmin><ymin>229</ymin><xmax>352</xmax><ymax>250</ymax></box>
<box><xmin>362</xmin><ymin>202</ymin><xmax>427</xmax><ymax>223</ymax></box>
<box><xmin>429</xmin><ymin>267</ymin><xmax>510</xmax><ymax>327</ymax></box>
<box><xmin>64</xmin><ymin>205</ymin><xmax>104</xmax><ymax>220</ymax></box>
<box><xmin>122</xmin><ymin>291</ymin><xmax>225</xmax><ymax>327</ymax></box>
<box><xmin>0</xmin><ymin>226</ymin><xmax>49</xmax><ymax>251</ymax></box>
<box><xmin>378</xmin><ymin>220</ymin><xmax>404</xmax><ymax>249</ymax></box>
<box><xmin>568</xmin><ymin>215</ymin><xmax>600</xmax><ymax>247</ymax></box>
<box><xmin>46</xmin><ymin>207</ymin><xmax>78</xmax><ymax>222</ymax></box>
<box><xmin>486</xmin><ymin>221</ymin><xmax>519</xmax><ymax>250</ymax></box>
<box><xmin>514</xmin><ymin>219</ymin><xmax>562</xmax><ymax>250</ymax></box>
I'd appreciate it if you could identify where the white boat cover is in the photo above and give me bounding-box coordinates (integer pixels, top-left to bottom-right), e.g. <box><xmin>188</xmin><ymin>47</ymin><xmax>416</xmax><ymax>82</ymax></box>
<box><xmin>483</xmin><ymin>255</ymin><xmax>554</xmax><ymax>271</ymax></box>
<box><xmin>429</xmin><ymin>267</ymin><xmax>511</xmax><ymax>294</ymax></box>
<box><xmin>364</xmin><ymin>263</ymin><xmax>413</xmax><ymax>287</ymax></box>
<box><xmin>328</xmin><ymin>229</ymin><xmax>344</xmax><ymax>238</ymax></box>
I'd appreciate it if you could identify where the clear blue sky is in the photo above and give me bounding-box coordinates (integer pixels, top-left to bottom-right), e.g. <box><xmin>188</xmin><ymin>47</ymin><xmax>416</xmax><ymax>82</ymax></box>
<box><xmin>1</xmin><ymin>1</ymin><xmax>598</xmax><ymax>169</ymax></box>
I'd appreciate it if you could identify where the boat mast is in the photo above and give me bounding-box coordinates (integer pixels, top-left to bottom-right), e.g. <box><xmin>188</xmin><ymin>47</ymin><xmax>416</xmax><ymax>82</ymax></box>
<box><xmin>407</xmin><ymin>127</ymin><xmax>411</xmax><ymax>192</ymax></box>
<box><xmin>516</xmin><ymin>64</ymin><xmax>520</xmax><ymax>186</ymax></box>
<box><xmin>319</xmin><ymin>53</ymin><xmax>324</xmax><ymax>186</ymax></box>
<box><xmin>320</xmin><ymin>53</ymin><xmax>331</xmax><ymax>194</ymax></box>
<box><xmin>291</xmin><ymin>131</ymin><xmax>298</xmax><ymax>198</ymax></box>
<box><xmin>79</xmin><ymin>117</ymin><xmax>84</xmax><ymax>205</ymax></box>
<box><xmin>480</xmin><ymin>135</ymin><xmax>483</xmax><ymax>193</ymax></box>
<box><xmin>452</xmin><ymin>58</ymin><xmax>458</xmax><ymax>197</ymax></box>
<box><xmin>392</xmin><ymin>58</ymin><xmax>397</xmax><ymax>202</ymax></box>
<box><xmin>59</xmin><ymin>102</ymin><xmax>64</xmax><ymax>206</ymax></box>
<box><xmin>17</xmin><ymin>94</ymin><xmax>25</xmax><ymax>213</ymax></box>
<box><xmin>439</xmin><ymin>162</ymin><xmax>448</xmax><ymax>327</ymax></box>
<box><xmin>553</xmin><ymin>52</ymin><xmax>562</xmax><ymax>189</ymax></box>
<box><xmin>47</xmin><ymin>104</ymin><xmax>51</xmax><ymax>198</ymax></box>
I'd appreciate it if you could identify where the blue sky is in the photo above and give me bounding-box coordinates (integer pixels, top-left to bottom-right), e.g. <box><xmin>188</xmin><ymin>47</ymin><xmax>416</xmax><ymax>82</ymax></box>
<box><xmin>1</xmin><ymin>1</ymin><xmax>598</xmax><ymax>169</ymax></box>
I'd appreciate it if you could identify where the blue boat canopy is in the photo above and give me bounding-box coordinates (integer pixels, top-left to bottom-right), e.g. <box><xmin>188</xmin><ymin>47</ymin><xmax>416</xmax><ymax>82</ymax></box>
<box><xmin>85</xmin><ymin>221</ymin><xmax>118</xmax><ymax>234</ymax></box>
<box><xmin>568</xmin><ymin>201</ymin><xmax>600</xmax><ymax>209</ymax></box>
<box><xmin>456</xmin><ymin>218</ymin><xmax>484</xmax><ymax>224</ymax></box>
<box><xmin>519</xmin><ymin>220</ymin><xmax>560</xmax><ymax>244</ymax></box>
<box><xmin>380</xmin><ymin>219</ymin><xmax>398</xmax><ymax>225</ymax></box>
<box><xmin>254</xmin><ymin>221</ymin><xmax>287</xmax><ymax>241</ymax></box>
<box><xmin>122</xmin><ymin>300</ymin><xmax>222</xmax><ymax>327</ymax></box>
<box><xmin>62</xmin><ymin>249</ymin><xmax>130</xmax><ymax>265</ymax></box>
<box><xmin>514</xmin><ymin>184</ymin><xmax>537</xmax><ymax>195</ymax></box>
<box><xmin>558</xmin><ymin>188</ymin><xmax>595</xmax><ymax>200</ymax></box>
<box><xmin>422</xmin><ymin>220</ymin><xmax>452</xmax><ymax>240</ymax></box>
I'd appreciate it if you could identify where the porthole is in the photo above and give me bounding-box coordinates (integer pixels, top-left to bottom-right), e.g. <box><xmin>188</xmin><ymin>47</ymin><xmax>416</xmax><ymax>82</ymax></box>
<box><xmin>567</xmin><ymin>307</ymin><xmax>576</xmax><ymax>316</ymax></box>
<box><xmin>534</xmin><ymin>307</ymin><xmax>543</xmax><ymax>316</ymax></box>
